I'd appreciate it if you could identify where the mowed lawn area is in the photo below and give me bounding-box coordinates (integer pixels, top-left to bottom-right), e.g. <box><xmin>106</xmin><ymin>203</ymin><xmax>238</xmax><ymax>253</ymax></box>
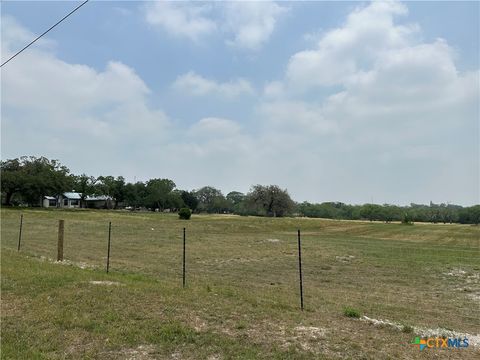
<box><xmin>1</xmin><ymin>208</ymin><xmax>479</xmax><ymax>359</ymax></box>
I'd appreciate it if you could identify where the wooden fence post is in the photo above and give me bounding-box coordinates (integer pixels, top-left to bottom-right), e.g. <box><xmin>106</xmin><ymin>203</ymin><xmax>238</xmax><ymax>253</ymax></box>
<box><xmin>57</xmin><ymin>220</ymin><xmax>64</xmax><ymax>261</ymax></box>
<box><xmin>183</xmin><ymin>227</ymin><xmax>186</xmax><ymax>288</ymax></box>
<box><xmin>297</xmin><ymin>229</ymin><xmax>304</xmax><ymax>311</ymax></box>
<box><xmin>106</xmin><ymin>222</ymin><xmax>112</xmax><ymax>273</ymax></box>
<box><xmin>17</xmin><ymin>214</ymin><xmax>23</xmax><ymax>251</ymax></box>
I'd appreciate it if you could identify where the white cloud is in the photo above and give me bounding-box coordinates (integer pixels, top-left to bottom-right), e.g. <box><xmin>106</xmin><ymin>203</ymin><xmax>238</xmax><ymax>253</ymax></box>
<box><xmin>1</xmin><ymin>16</ymin><xmax>171</xmax><ymax>174</ymax></box>
<box><xmin>2</xmin><ymin>2</ymin><xmax>478</xmax><ymax>206</ymax></box>
<box><xmin>1</xmin><ymin>16</ymin><xmax>256</xmax><ymax>191</ymax></box>
<box><xmin>263</xmin><ymin>81</ymin><xmax>285</xmax><ymax>98</ymax></box>
<box><xmin>223</xmin><ymin>1</ymin><xmax>288</xmax><ymax>50</ymax></box>
<box><xmin>1</xmin><ymin>15</ymin><xmax>55</xmax><ymax>54</ymax></box>
<box><xmin>144</xmin><ymin>1</ymin><xmax>216</xmax><ymax>42</ymax></box>
<box><xmin>257</xmin><ymin>0</ymin><xmax>478</xmax><ymax>204</ymax></box>
<box><xmin>270</xmin><ymin>0</ymin><xmax>477</xmax><ymax>129</ymax></box>
<box><xmin>188</xmin><ymin>117</ymin><xmax>241</xmax><ymax>138</ymax></box>
<box><xmin>318</xmin><ymin>39</ymin><xmax>478</xmax><ymax>125</ymax></box>
<box><xmin>286</xmin><ymin>0</ymin><xmax>418</xmax><ymax>89</ymax></box>
<box><xmin>173</xmin><ymin>71</ymin><xmax>254</xmax><ymax>98</ymax></box>
<box><xmin>259</xmin><ymin>101</ymin><xmax>339</xmax><ymax>136</ymax></box>
<box><xmin>144</xmin><ymin>1</ymin><xmax>287</xmax><ymax>50</ymax></box>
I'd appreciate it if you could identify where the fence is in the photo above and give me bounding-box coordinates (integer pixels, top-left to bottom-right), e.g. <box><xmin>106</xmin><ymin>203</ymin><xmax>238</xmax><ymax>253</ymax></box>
<box><xmin>2</xmin><ymin>211</ymin><xmax>479</xmax><ymax>333</ymax></box>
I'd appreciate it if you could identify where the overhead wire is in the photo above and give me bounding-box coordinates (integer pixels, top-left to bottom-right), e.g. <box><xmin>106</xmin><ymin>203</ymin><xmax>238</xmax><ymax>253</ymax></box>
<box><xmin>1</xmin><ymin>0</ymin><xmax>89</xmax><ymax>67</ymax></box>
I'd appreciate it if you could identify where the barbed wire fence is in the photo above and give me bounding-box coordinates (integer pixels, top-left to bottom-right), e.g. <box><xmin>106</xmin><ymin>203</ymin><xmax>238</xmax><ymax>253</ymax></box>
<box><xmin>2</xmin><ymin>212</ymin><xmax>479</xmax><ymax>332</ymax></box>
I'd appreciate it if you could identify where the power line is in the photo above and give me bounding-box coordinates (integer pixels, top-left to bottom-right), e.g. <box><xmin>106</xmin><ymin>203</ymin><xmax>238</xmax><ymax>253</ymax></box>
<box><xmin>1</xmin><ymin>0</ymin><xmax>90</xmax><ymax>68</ymax></box>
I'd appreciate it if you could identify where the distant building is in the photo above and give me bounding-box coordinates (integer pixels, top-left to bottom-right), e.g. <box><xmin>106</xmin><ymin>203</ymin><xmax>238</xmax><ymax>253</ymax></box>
<box><xmin>60</xmin><ymin>192</ymin><xmax>81</xmax><ymax>208</ymax></box>
<box><xmin>43</xmin><ymin>196</ymin><xmax>57</xmax><ymax>208</ymax></box>
<box><xmin>85</xmin><ymin>195</ymin><xmax>112</xmax><ymax>209</ymax></box>
<box><xmin>43</xmin><ymin>192</ymin><xmax>113</xmax><ymax>209</ymax></box>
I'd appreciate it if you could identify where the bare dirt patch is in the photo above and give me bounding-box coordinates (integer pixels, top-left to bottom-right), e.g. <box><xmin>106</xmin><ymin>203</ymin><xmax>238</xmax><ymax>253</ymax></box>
<box><xmin>1</xmin><ymin>295</ymin><xmax>27</xmax><ymax>317</ymax></box>
<box><xmin>361</xmin><ymin>315</ymin><xmax>402</xmax><ymax>330</ymax></box>
<box><xmin>31</xmin><ymin>255</ymin><xmax>98</xmax><ymax>270</ymax></box>
<box><xmin>442</xmin><ymin>268</ymin><xmax>480</xmax><ymax>304</ymax></box>
<box><xmin>189</xmin><ymin>315</ymin><xmax>208</xmax><ymax>332</ymax></box>
<box><xmin>206</xmin><ymin>355</ymin><xmax>222</xmax><ymax>360</ymax></box>
<box><xmin>294</xmin><ymin>325</ymin><xmax>326</xmax><ymax>339</ymax></box>
<box><xmin>198</xmin><ymin>257</ymin><xmax>269</xmax><ymax>266</ymax></box>
<box><xmin>105</xmin><ymin>345</ymin><xmax>157</xmax><ymax>360</ymax></box>
<box><xmin>88</xmin><ymin>281</ymin><xmax>123</xmax><ymax>286</ymax></box>
<box><xmin>286</xmin><ymin>325</ymin><xmax>327</xmax><ymax>352</ymax></box>
<box><xmin>335</xmin><ymin>255</ymin><xmax>355</xmax><ymax>263</ymax></box>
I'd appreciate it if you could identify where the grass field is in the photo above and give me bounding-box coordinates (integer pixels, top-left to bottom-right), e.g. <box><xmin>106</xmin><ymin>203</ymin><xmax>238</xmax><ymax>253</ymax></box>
<box><xmin>1</xmin><ymin>208</ymin><xmax>479</xmax><ymax>359</ymax></box>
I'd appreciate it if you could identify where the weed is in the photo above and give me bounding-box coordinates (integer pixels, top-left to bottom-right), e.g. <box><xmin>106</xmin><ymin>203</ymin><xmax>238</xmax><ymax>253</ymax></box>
<box><xmin>402</xmin><ymin>325</ymin><xmax>414</xmax><ymax>333</ymax></box>
<box><xmin>344</xmin><ymin>307</ymin><xmax>361</xmax><ymax>318</ymax></box>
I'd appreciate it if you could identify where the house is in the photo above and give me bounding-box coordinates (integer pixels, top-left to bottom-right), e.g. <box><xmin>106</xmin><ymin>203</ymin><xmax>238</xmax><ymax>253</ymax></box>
<box><xmin>43</xmin><ymin>193</ymin><xmax>80</xmax><ymax>208</ymax></box>
<box><xmin>85</xmin><ymin>195</ymin><xmax>112</xmax><ymax>209</ymax></box>
<box><xmin>43</xmin><ymin>196</ymin><xmax>57</xmax><ymax>208</ymax></box>
<box><xmin>42</xmin><ymin>192</ymin><xmax>114</xmax><ymax>209</ymax></box>
<box><xmin>59</xmin><ymin>192</ymin><xmax>81</xmax><ymax>208</ymax></box>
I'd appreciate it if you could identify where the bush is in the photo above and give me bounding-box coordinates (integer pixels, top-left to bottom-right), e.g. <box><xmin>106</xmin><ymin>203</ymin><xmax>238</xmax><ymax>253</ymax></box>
<box><xmin>402</xmin><ymin>325</ymin><xmax>414</xmax><ymax>333</ymax></box>
<box><xmin>401</xmin><ymin>212</ymin><xmax>414</xmax><ymax>225</ymax></box>
<box><xmin>343</xmin><ymin>306</ymin><xmax>361</xmax><ymax>318</ymax></box>
<box><xmin>178</xmin><ymin>208</ymin><xmax>191</xmax><ymax>220</ymax></box>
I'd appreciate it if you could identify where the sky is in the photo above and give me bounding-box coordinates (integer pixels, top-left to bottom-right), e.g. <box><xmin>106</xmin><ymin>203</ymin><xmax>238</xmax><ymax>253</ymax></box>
<box><xmin>1</xmin><ymin>0</ymin><xmax>479</xmax><ymax>206</ymax></box>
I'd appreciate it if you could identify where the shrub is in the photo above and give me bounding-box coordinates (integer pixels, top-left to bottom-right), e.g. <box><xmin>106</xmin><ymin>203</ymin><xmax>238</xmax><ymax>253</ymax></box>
<box><xmin>402</xmin><ymin>325</ymin><xmax>414</xmax><ymax>333</ymax></box>
<box><xmin>401</xmin><ymin>212</ymin><xmax>414</xmax><ymax>225</ymax></box>
<box><xmin>178</xmin><ymin>208</ymin><xmax>191</xmax><ymax>220</ymax></box>
<box><xmin>343</xmin><ymin>306</ymin><xmax>361</xmax><ymax>318</ymax></box>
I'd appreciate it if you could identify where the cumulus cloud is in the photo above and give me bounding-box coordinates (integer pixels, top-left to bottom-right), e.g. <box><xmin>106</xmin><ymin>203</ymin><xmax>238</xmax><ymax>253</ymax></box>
<box><xmin>144</xmin><ymin>1</ymin><xmax>216</xmax><ymax>42</ymax></box>
<box><xmin>223</xmin><ymin>1</ymin><xmax>288</xmax><ymax>50</ymax></box>
<box><xmin>263</xmin><ymin>81</ymin><xmax>285</xmax><ymax>98</ymax></box>
<box><xmin>268</xmin><ymin>0</ymin><xmax>477</xmax><ymax>131</ymax></box>
<box><xmin>259</xmin><ymin>101</ymin><xmax>339</xmax><ymax>136</ymax></box>
<box><xmin>185</xmin><ymin>118</ymin><xmax>254</xmax><ymax>170</ymax></box>
<box><xmin>286</xmin><ymin>0</ymin><xmax>418</xmax><ymax>89</ymax></box>
<box><xmin>1</xmin><ymin>16</ymin><xmax>171</xmax><ymax>175</ymax></box>
<box><xmin>2</xmin><ymin>1</ymin><xmax>478</xmax><ymax>206</ymax></box>
<box><xmin>173</xmin><ymin>71</ymin><xmax>255</xmax><ymax>98</ymax></box>
<box><xmin>258</xmin><ymin>0</ymin><xmax>478</xmax><ymax>204</ymax></box>
<box><xmin>1</xmin><ymin>16</ymin><xmax>255</xmax><ymax>191</ymax></box>
<box><xmin>144</xmin><ymin>1</ymin><xmax>287</xmax><ymax>50</ymax></box>
<box><xmin>1</xmin><ymin>15</ymin><xmax>55</xmax><ymax>53</ymax></box>
<box><xmin>188</xmin><ymin>117</ymin><xmax>241</xmax><ymax>138</ymax></box>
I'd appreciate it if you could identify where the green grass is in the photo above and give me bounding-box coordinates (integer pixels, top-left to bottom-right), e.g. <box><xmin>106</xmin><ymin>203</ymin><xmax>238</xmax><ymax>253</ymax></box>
<box><xmin>1</xmin><ymin>208</ymin><xmax>479</xmax><ymax>359</ymax></box>
<box><xmin>343</xmin><ymin>307</ymin><xmax>361</xmax><ymax>319</ymax></box>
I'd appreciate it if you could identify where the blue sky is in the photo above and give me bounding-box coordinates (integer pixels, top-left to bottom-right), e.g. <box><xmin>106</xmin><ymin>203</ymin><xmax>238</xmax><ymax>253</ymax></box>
<box><xmin>1</xmin><ymin>1</ymin><xmax>479</xmax><ymax>205</ymax></box>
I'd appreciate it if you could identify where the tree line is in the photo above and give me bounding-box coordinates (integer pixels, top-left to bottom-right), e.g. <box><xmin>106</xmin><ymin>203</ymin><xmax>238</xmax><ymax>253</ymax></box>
<box><xmin>297</xmin><ymin>202</ymin><xmax>480</xmax><ymax>225</ymax></box>
<box><xmin>0</xmin><ymin>157</ymin><xmax>295</xmax><ymax>217</ymax></box>
<box><xmin>1</xmin><ymin>156</ymin><xmax>479</xmax><ymax>224</ymax></box>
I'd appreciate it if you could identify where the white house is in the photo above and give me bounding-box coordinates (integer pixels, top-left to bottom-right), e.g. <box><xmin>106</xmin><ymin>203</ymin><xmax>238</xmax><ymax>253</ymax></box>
<box><xmin>43</xmin><ymin>192</ymin><xmax>113</xmax><ymax>209</ymax></box>
<box><xmin>42</xmin><ymin>192</ymin><xmax>81</xmax><ymax>208</ymax></box>
<box><xmin>60</xmin><ymin>192</ymin><xmax>81</xmax><ymax>208</ymax></box>
<box><xmin>43</xmin><ymin>196</ymin><xmax>57</xmax><ymax>208</ymax></box>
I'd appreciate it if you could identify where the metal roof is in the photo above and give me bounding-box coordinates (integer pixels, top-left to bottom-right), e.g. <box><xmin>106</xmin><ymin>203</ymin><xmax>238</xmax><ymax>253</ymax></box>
<box><xmin>45</xmin><ymin>192</ymin><xmax>112</xmax><ymax>200</ymax></box>
<box><xmin>85</xmin><ymin>195</ymin><xmax>112</xmax><ymax>201</ymax></box>
<box><xmin>63</xmin><ymin>192</ymin><xmax>82</xmax><ymax>200</ymax></box>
